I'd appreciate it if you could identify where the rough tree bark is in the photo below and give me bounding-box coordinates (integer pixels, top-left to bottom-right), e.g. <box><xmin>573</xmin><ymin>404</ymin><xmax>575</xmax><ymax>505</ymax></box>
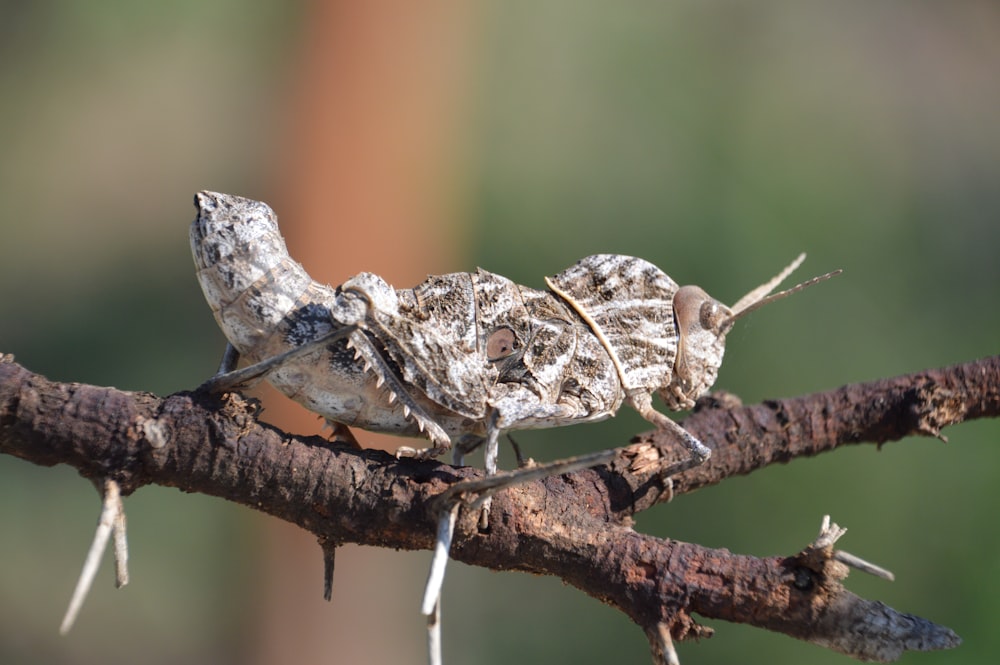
<box><xmin>2</xmin><ymin>352</ymin><xmax>997</xmax><ymax>662</ymax></box>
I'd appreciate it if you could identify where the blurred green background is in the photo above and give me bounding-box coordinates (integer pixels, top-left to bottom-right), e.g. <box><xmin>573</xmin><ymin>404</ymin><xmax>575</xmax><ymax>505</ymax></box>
<box><xmin>1</xmin><ymin>2</ymin><xmax>998</xmax><ymax>664</ymax></box>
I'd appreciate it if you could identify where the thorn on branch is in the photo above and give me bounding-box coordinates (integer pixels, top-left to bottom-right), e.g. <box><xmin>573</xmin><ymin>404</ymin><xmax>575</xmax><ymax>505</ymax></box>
<box><xmin>645</xmin><ymin>622</ymin><xmax>680</xmax><ymax>665</ymax></box>
<box><xmin>833</xmin><ymin>550</ymin><xmax>895</xmax><ymax>582</ymax></box>
<box><xmin>799</xmin><ymin>515</ymin><xmax>895</xmax><ymax>582</ymax></box>
<box><xmin>784</xmin><ymin>517</ymin><xmax>961</xmax><ymax>661</ymax></box>
<box><xmin>427</xmin><ymin>598</ymin><xmax>443</xmax><ymax>665</ymax></box>
<box><xmin>60</xmin><ymin>478</ymin><xmax>129</xmax><ymax>635</ymax></box>
<box><xmin>319</xmin><ymin>538</ymin><xmax>337</xmax><ymax>602</ymax></box>
<box><xmin>2</xmin><ymin>354</ymin><xmax>989</xmax><ymax>662</ymax></box>
<box><xmin>420</xmin><ymin>448</ymin><xmax>620</xmax><ymax>665</ymax></box>
<box><xmin>421</xmin><ymin>503</ymin><xmax>459</xmax><ymax>617</ymax></box>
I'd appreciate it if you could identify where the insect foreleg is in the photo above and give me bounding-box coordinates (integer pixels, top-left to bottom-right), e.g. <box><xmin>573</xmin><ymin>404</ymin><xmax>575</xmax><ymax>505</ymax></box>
<box><xmin>628</xmin><ymin>391</ymin><xmax>712</xmax><ymax>477</ymax></box>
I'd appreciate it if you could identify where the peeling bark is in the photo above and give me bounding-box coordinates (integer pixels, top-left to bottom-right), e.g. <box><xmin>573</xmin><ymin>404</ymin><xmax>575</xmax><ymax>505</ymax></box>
<box><xmin>2</xmin><ymin>353</ymin><xmax>994</xmax><ymax>661</ymax></box>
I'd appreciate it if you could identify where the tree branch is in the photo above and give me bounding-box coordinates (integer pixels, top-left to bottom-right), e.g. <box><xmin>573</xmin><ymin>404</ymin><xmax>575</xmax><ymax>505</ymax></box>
<box><xmin>3</xmin><ymin>352</ymin><xmax>993</xmax><ymax>661</ymax></box>
<box><xmin>616</xmin><ymin>355</ymin><xmax>1000</xmax><ymax>513</ymax></box>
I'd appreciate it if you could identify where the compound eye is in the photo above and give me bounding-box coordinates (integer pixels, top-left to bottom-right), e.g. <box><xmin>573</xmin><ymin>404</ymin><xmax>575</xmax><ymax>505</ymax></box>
<box><xmin>700</xmin><ymin>300</ymin><xmax>726</xmax><ymax>332</ymax></box>
<box><xmin>486</xmin><ymin>327</ymin><xmax>518</xmax><ymax>361</ymax></box>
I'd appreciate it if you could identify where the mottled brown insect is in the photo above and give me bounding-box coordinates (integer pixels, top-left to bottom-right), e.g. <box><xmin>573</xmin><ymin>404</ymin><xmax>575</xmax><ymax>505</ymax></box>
<box><xmin>191</xmin><ymin>191</ymin><xmax>837</xmax><ymax>477</ymax></box>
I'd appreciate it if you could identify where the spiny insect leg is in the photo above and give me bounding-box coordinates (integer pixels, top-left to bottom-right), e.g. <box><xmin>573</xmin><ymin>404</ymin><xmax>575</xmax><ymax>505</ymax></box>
<box><xmin>198</xmin><ymin>326</ymin><xmax>357</xmax><ymax>394</ymax></box>
<box><xmin>344</xmin><ymin>329</ymin><xmax>451</xmax><ymax>457</ymax></box>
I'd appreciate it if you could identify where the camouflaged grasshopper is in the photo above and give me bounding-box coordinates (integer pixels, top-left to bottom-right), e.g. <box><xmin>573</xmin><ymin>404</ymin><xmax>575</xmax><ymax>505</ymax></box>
<box><xmin>190</xmin><ymin>191</ymin><xmax>838</xmax><ymax>483</ymax></box>
<box><xmin>191</xmin><ymin>191</ymin><xmax>840</xmax><ymax>665</ymax></box>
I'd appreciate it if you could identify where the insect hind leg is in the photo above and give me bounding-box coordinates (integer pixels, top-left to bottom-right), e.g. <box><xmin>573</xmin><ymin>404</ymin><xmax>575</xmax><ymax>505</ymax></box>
<box><xmin>198</xmin><ymin>326</ymin><xmax>357</xmax><ymax>394</ymax></box>
<box><xmin>343</xmin><ymin>329</ymin><xmax>452</xmax><ymax>459</ymax></box>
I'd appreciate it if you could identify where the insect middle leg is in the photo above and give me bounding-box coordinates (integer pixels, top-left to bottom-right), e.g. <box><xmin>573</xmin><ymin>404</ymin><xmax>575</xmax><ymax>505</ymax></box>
<box><xmin>478</xmin><ymin>411</ymin><xmax>501</xmax><ymax>529</ymax></box>
<box><xmin>445</xmin><ymin>414</ymin><xmax>502</xmax><ymax>529</ymax></box>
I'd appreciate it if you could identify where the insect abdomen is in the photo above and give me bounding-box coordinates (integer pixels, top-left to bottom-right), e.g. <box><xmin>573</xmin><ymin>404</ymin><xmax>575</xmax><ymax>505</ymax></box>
<box><xmin>190</xmin><ymin>191</ymin><xmax>315</xmax><ymax>359</ymax></box>
<box><xmin>190</xmin><ymin>191</ymin><xmax>467</xmax><ymax>439</ymax></box>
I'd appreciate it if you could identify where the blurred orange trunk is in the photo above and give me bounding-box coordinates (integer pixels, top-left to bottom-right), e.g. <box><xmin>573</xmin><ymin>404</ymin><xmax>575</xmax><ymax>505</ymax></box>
<box><xmin>250</xmin><ymin>2</ymin><xmax>479</xmax><ymax>663</ymax></box>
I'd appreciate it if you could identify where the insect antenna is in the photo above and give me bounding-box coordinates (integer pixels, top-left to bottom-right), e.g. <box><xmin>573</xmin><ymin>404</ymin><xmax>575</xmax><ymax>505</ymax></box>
<box><xmin>723</xmin><ymin>253</ymin><xmax>841</xmax><ymax>330</ymax></box>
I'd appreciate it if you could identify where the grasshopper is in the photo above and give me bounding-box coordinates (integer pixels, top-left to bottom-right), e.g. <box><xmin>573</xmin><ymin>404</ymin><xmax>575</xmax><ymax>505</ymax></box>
<box><xmin>191</xmin><ymin>191</ymin><xmax>838</xmax><ymax>663</ymax></box>
<box><xmin>191</xmin><ymin>191</ymin><xmax>836</xmax><ymax>480</ymax></box>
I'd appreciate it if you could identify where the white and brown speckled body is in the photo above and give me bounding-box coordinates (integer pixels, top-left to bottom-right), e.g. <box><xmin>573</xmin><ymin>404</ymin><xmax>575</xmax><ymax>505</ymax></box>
<box><xmin>191</xmin><ymin>191</ymin><xmax>828</xmax><ymax>461</ymax></box>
